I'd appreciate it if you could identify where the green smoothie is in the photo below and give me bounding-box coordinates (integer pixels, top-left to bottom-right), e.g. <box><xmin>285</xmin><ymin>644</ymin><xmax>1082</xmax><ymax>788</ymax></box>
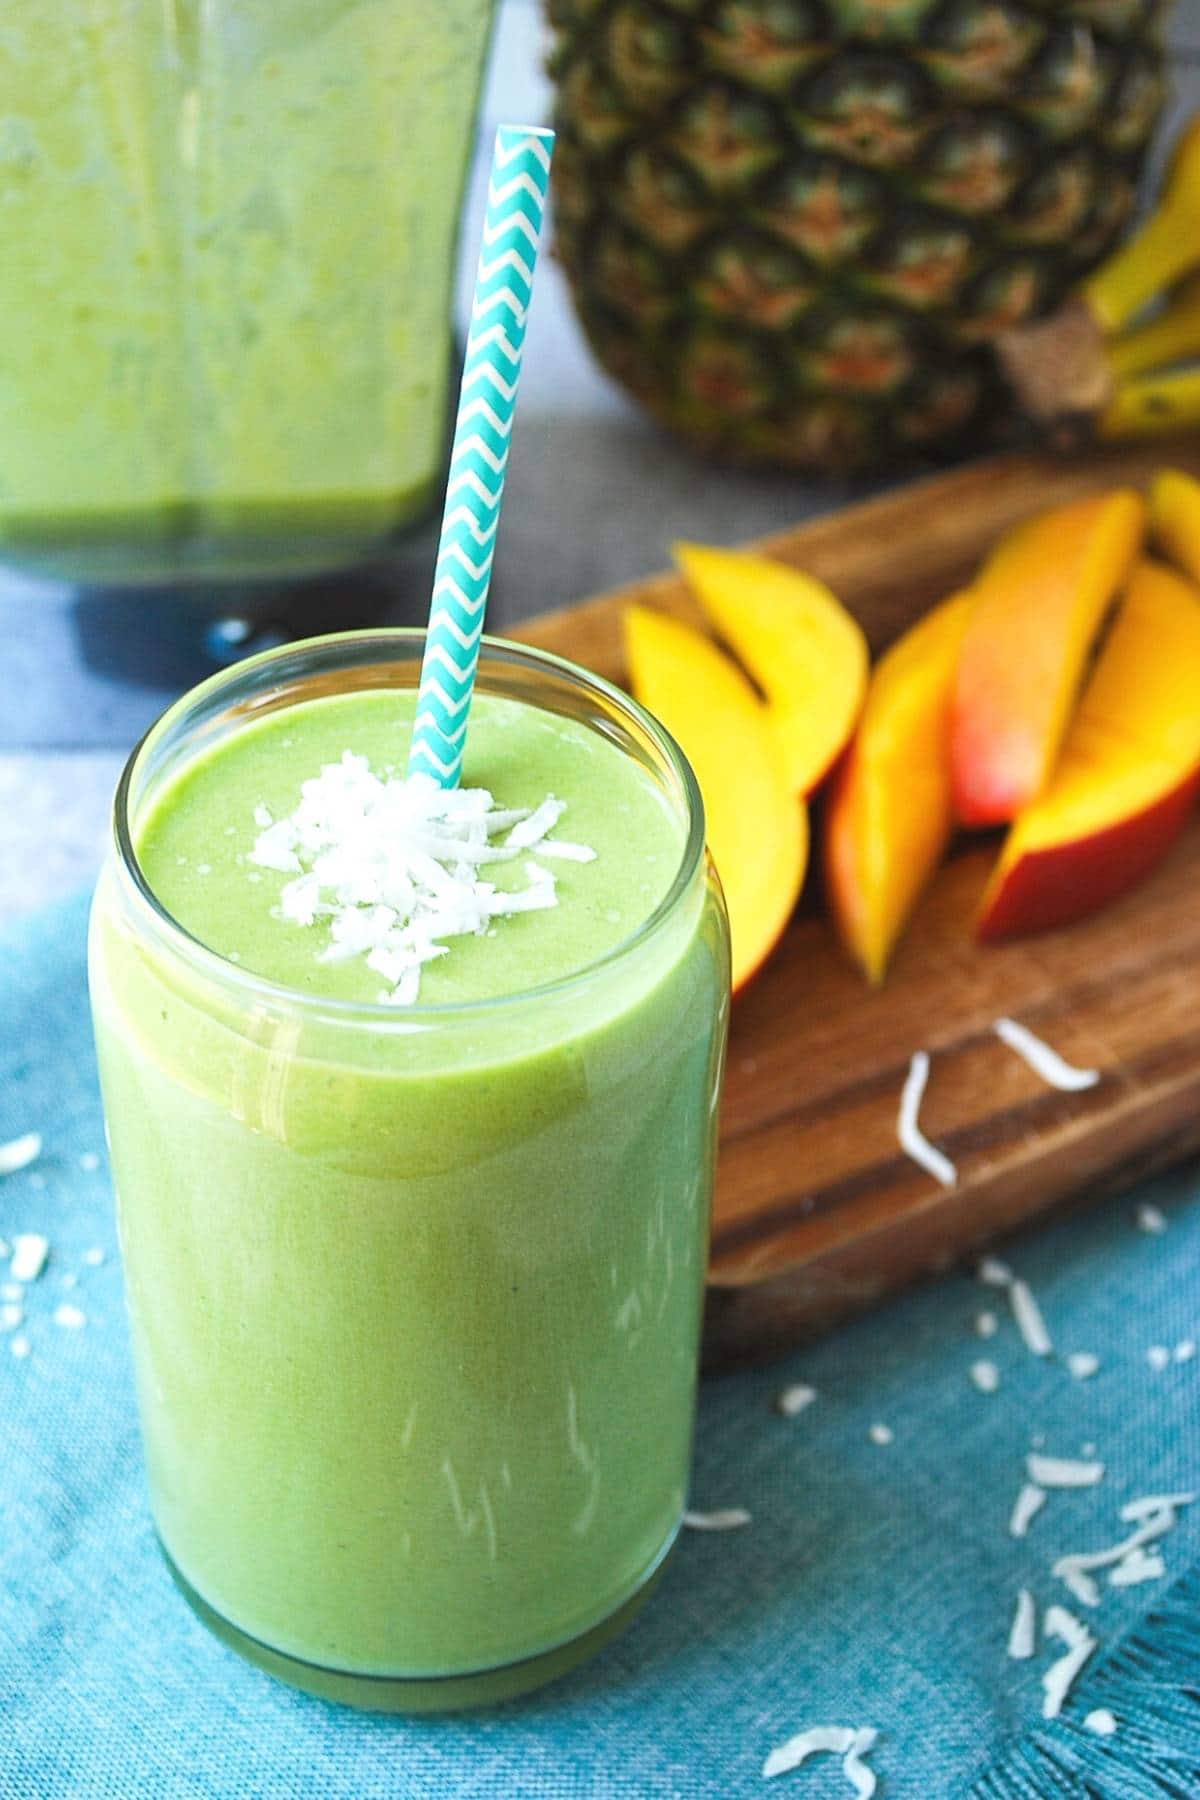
<box><xmin>0</xmin><ymin>1</ymin><xmax>492</xmax><ymax>582</ymax></box>
<box><xmin>89</xmin><ymin>639</ymin><xmax>729</xmax><ymax>1703</ymax></box>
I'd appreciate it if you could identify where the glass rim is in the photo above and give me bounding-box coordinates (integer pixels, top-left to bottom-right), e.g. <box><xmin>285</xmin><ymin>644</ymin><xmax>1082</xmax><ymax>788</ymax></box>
<box><xmin>110</xmin><ymin>627</ymin><xmax>708</xmax><ymax>1027</ymax></box>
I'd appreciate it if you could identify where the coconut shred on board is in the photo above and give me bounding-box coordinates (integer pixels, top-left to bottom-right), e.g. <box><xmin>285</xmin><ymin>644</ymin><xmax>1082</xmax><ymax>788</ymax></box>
<box><xmin>248</xmin><ymin>760</ymin><xmax>596</xmax><ymax>1004</ymax></box>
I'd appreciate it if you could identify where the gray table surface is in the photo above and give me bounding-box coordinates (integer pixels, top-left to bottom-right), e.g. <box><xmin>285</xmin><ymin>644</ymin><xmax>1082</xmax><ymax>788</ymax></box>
<box><xmin>4</xmin><ymin>0</ymin><xmax>1200</xmax><ymax>924</ymax></box>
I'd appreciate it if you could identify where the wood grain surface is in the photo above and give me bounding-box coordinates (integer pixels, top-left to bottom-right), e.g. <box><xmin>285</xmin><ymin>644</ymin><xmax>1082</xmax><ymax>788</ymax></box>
<box><xmin>513</xmin><ymin>437</ymin><xmax>1200</xmax><ymax>1367</ymax></box>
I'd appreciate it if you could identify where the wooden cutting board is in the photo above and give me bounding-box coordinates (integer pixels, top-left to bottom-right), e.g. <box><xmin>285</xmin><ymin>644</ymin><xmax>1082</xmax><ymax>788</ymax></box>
<box><xmin>513</xmin><ymin>437</ymin><xmax>1200</xmax><ymax>1369</ymax></box>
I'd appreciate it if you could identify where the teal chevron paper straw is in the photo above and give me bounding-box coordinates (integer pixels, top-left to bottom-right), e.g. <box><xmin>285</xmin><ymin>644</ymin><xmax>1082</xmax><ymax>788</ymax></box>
<box><xmin>408</xmin><ymin>123</ymin><xmax>555</xmax><ymax>787</ymax></box>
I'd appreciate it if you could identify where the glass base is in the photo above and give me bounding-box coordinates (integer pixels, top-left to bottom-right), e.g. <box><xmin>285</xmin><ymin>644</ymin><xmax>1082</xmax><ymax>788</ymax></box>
<box><xmin>162</xmin><ymin>1541</ymin><xmax>669</xmax><ymax>1713</ymax></box>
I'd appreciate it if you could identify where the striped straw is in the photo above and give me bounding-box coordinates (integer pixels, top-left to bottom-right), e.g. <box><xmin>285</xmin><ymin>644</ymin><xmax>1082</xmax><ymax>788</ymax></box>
<box><xmin>408</xmin><ymin>124</ymin><xmax>555</xmax><ymax>787</ymax></box>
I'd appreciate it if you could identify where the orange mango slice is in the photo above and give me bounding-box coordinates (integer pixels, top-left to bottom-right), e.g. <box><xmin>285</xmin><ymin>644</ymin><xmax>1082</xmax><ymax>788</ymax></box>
<box><xmin>624</xmin><ymin>604</ymin><xmax>807</xmax><ymax>992</ymax></box>
<box><xmin>673</xmin><ymin>543</ymin><xmax>869</xmax><ymax>797</ymax></box>
<box><xmin>950</xmin><ymin>489</ymin><xmax>1146</xmax><ymax>826</ymax></box>
<box><xmin>1150</xmin><ymin>467</ymin><xmax>1200</xmax><ymax>585</ymax></box>
<box><xmin>826</xmin><ymin>595</ymin><xmax>972</xmax><ymax>984</ymax></box>
<box><xmin>978</xmin><ymin>558</ymin><xmax>1200</xmax><ymax>940</ymax></box>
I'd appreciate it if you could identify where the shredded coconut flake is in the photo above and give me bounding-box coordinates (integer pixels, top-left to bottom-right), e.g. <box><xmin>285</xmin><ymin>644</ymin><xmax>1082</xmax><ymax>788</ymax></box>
<box><xmin>247</xmin><ymin>762</ymin><xmax>595</xmax><ymax>1004</ymax></box>
<box><xmin>842</xmin><ymin>1728</ymin><xmax>879</xmax><ymax>1800</ymax></box>
<box><xmin>1067</xmin><ymin>1352</ymin><xmax>1100</xmax><ymax>1381</ymax></box>
<box><xmin>1027</xmin><ymin>1454</ymin><xmax>1104</xmax><ymax>1489</ymax></box>
<box><xmin>992</xmin><ymin>1017</ymin><xmax>1100</xmax><ymax>1092</ymax></box>
<box><xmin>1136</xmin><ymin>1203</ymin><xmax>1167</xmax><ymax>1235</ymax></box>
<box><xmin>1174</xmin><ymin>1339</ymin><xmax>1196</xmax><ymax>1363</ymax></box>
<box><xmin>53</xmin><ymin>1303</ymin><xmax>86</xmax><ymax>1330</ymax></box>
<box><xmin>763</xmin><ymin>1726</ymin><xmax>856</xmax><ymax>1781</ymax></box>
<box><xmin>1052</xmin><ymin>1501</ymin><xmax>1183</xmax><ymax>1608</ymax></box>
<box><xmin>683</xmin><ymin>1508</ymin><xmax>750</xmax><ymax>1531</ymax></box>
<box><xmin>763</xmin><ymin>1725</ymin><xmax>878</xmax><ymax>1791</ymax></box>
<box><xmin>898</xmin><ymin>1052</ymin><xmax>956</xmax><ymax>1187</ymax></box>
<box><xmin>776</xmin><ymin>1383</ymin><xmax>817</xmax><ymax>1418</ymax></box>
<box><xmin>0</xmin><ymin>1133</ymin><xmax>41</xmax><ymax>1176</ymax></box>
<box><xmin>10</xmin><ymin>1334</ymin><xmax>30</xmax><ymax>1360</ymax></box>
<box><xmin>10</xmin><ymin>1234</ymin><xmax>48</xmax><ymax>1284</ymax></box>
<box><xmin>975</xmin><ymin>1310</ymin><xmax>998</xmax><ymax>1339</ymax></box>
<box><xmin>869</xmin><ymin>1423</ymin><xmax>894</xmax><ymax>1446</ymax></box>
<box><xmin>1120</xmin><ymin>1492</ymin><xmax>1195</xmax><ymax>1522</ymax></box>
<box><xmin>1041</xmin><ymin>1605</ymin><xmax>1097</xmax><ymax>1720</ymax></box>
<box><xmin>82</xmin><ymin>1247</ymin><xmax>106</xmax><ymax>1268</ymax></box>
<box><xmin>1</xmin><ymin>1282</ymin><xmax>21</xmax><ymax>1302</ymax></box>
<box><xmin>0</xmin><ymin>1302</ymin><xmax>23</xmax><ymax>1332</ymax></box>
<box><xmin>970</xmin><ymin>1359</ymin><xmax>1001</xmax><ymax>1394</ymax></box>
<box><xmin>1083</xmin><ymin>1709</ymin><xmax>1117</xmax><ymax>1737</ymax></box>
<box><xmin>1146</xmin><ymin>1344</ymin><xmax>1171</xmax><ymax>1371</ymax></box>
<box><xmin>978</xmin><ymin>1257</ymin><xmax>1014</xmax><ymax>1289</ymax></box>
<box><xmin>78</xmin><ymin>1151</ymin><xmax>100</xmax><ymax>1173</ymax></box>
<box><xmin>1058</xmin><ymin>1563</ymin><xmax>1101</xmax><ymax>1608</ymax></box>
<box><xmin>1009</xmin><ymin>1280</ymin><xmax>1053</xmax><ymax>1357</ymax></box>
<box><xmin>1007</xmin><ymin>1588</ymin><xmax>1037</xmax><ymax>1660</ymax></box>
<box><xmin>1109</xmin><ymin>1547</ymin><xmax>1165</xmax><ymax>1587</ymax></box>
<box><xmin>1010</xmin><ymin>1483</ymin><xmax>1047</xmax><ymax>1538</ymax></box>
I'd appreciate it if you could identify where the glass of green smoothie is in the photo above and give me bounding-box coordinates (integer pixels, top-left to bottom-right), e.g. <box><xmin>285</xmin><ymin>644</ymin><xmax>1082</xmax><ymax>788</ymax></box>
<box><xmin>89</xmin><ymin>629</ymin><xmax>730</xmax><ymax>1709</ymax></box>
<box><xmin>1</xmin><ymin>3</ymin><xmax>494</xmax><ymax>587</ymax></box>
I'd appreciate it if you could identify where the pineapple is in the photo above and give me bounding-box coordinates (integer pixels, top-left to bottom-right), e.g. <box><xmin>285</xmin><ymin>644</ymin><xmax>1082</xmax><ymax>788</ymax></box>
<box><xmin>546</xmin><ymin>0</ymin><xmax>1170</xmax><ymax>470</ymax></box>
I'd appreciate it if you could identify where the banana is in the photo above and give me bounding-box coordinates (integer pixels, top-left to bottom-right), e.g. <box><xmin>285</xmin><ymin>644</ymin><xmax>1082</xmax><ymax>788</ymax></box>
<box><xmin>1106</xmin><ymin>273</ymin><xmax>1200</xmax><ymax>383</ymax></box>
<box><xmin>1098</xmin><ymin>366</ymin><xmax>1200</xmax><ymax>440</ymax></box>
<box><xmin>1083</xmin><ymin>116</ymin><xmax>1200</xmax><ymax>335</ymax></box>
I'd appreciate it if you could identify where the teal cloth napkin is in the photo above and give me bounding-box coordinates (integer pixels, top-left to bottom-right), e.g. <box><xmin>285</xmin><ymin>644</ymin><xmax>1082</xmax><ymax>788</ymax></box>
<box><xmin>1</xmin><ymin>892</ymin><xmax>1197</xmax><ymax>1798</ymax></box>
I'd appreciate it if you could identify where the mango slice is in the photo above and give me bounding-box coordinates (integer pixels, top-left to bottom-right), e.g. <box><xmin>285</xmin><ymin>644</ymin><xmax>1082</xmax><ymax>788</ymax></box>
<box><xmin>624</xmin><ymin>604</ymin><xmax>807</xmax><ymax>992</ymax></box>
<box><xmin>1150</xmin><ymin>467</ymin><xmax>1200</xmax><ymax>585</ymax></box>
<box><xmin>978</xmin><ymin>559</ymin><xmax>1200</xmax><ymax>940</ymax></box>
<box><xmin>826</xmin><ymin>595</ymin><xmax>972</xmax><ymax>985</ymax></box>
<box><xmin>950</xmin><ymin>490</ymin><xmax>1146</xmax><ymax>827</ymax></box>
<box><xmin>674</xmin><ymin>543</ymin><xmax>869</xmax><ymax>796</ymax></box>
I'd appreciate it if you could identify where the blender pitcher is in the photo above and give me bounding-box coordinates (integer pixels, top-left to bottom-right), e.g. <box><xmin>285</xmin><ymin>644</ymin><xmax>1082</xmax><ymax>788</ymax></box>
<box><xmin>0</xmin><ymin>1</ymin><xmax>495</xmax><ymax>588</ymax></box>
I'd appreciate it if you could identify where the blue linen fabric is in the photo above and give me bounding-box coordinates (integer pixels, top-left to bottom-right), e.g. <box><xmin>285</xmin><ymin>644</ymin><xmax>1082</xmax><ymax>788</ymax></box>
<box><xmin>1</xmin><ymin>892</ymin><xmax>1197</xmax><ymax>1799</ymax></box>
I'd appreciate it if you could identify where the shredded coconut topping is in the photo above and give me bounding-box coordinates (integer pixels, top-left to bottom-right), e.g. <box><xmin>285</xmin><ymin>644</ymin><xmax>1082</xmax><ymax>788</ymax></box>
<box><xmin>0</xmin><ymin>1133</ymin><xmax>41</xmax><ymax>1176</ymax></box>
<box><xmin>992</xmin><ymin>1018</ymin><xmax>1100</xmax><ymax>1092</ymax></box>
<box><xmin>869</xmin><ymin>1423</ymin><xmax>894</xmax><ymax>1446</ymax></box>
<box><xmin>1136</xmin><ymin>1204</ymin><xmax>1167</xmax><ymax>1235</ymax></box>
<box><xmin>975</xmin><ymin>1310</ymin><xmax>998</xmax><ymax>1338</ymax></box>
<box><xmin>53</xmin><ymin>1303</ymin><xmax>86</xmax><ymax>1330</ymax></box>
<box><xmin>1146</xmin><ymin>1344</ymin><xmax>1171</xmax><ymax>1371</ymax></box>
<box><xmin>248</xmin><ymin>759</ymin><xmax>596</xmax><ymax>1004</ymax></box>
<box><xmin>1083</xmin><ymin>1709</ymin><xmax>1117</xmax><ymax>1736</ymax></box>
<box><xmin>898</xmin><ymin>1051</ymin><xmax>956</xmax><ymax>1187</ymax></box>
<box><xmin>1066</xmin><ymin>1352</ymin><xmax>1100</xmax><ymax>1381</ymax></box>
<box><xmin>978</xmin><ymin>1257</ymin><xmax>1014</xmax><ymax>1289</ymax></box>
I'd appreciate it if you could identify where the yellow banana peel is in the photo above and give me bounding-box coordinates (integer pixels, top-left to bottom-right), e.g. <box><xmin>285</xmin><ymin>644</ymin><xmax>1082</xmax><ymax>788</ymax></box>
<box><xmin>1098</xmin><ymin>366</ymin><xmax>1200</xmax><ymax>439</ymax></box>
<box><xmin>1106</xmin><ymin>273</ymin><xmax>1200</xmax><ymax>384</ymax></box>
<box><xmin>1083</xmin><ymin>116</ymin><xmax>1200</xmax><ymax>335</ymax></box>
